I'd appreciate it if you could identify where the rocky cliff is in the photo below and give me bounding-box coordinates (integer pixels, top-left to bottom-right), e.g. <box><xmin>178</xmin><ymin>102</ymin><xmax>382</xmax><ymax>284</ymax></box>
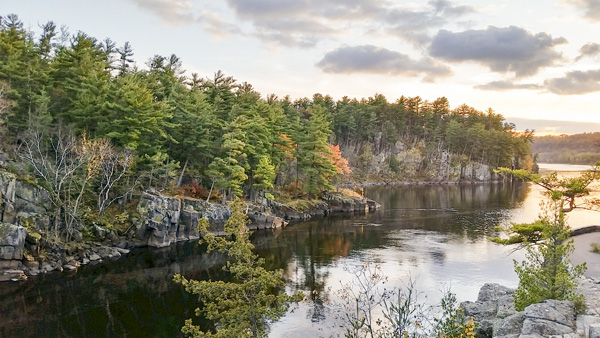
<box><xmin>133</xmin><ymin>189</ymin><xmax>379</xmax><ymax>247</ymax></box>
<box><xmin>341</xmin><ymin>138</ymin><xmax>505</xmax><ymax>183</ymax></box>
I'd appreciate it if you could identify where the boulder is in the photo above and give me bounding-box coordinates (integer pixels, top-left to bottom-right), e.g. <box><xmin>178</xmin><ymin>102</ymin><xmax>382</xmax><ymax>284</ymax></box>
<box><xmin>589</xmin><ymin>324</ymin><xmax>600</xmax><ymax>338</ymax></box>
<box><xmin>522</xmin><ymin>300</ymin><xmax>576</xmax><ymax>332</ymax></box>
<box><xmin>478</xmin><ymin>283</ymin><xmax>515</xmax><ymax>302</ymax></box>
<box><xmin>464</xmin><ymin>283</ymin><xmax>588</xmax><ymax>338</ymax></box>
<box><xmin>461</xmin><ymin>283</ymin><xmax>517</xmax><ymax>337</ymax></box>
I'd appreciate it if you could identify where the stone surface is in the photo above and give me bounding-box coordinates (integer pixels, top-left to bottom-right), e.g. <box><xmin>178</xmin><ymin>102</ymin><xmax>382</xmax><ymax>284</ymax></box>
<box><xmin>497</xmin><ymin>295</ymin><xmax>517</xmax><ymax>318</ymax></box>
<box><xmin>478</xmin><ymin>283</ymin><xmax>515</xmax><ymax>302</ymax></box>
<box><xmin>88</xmin><ymin>253</ymin><xmax>101</xmax><ymax>261</ymax></box>
<box><xmin>521</xmin><ymin>318</ymin><xmax>573</xmax><ymax>336</ymax></box>
<box><xmin>464</xmin><ymin>284</ymin><xmax>596</xmax><ymax>338</ymax></box>
<box><xmin>0</xmin><ymin>224</ymin><xmax>26</xmax><ymax>260</ymax></box>
<box><xmin>495</xmin><ymin>312</ymin><xmax>525</xmax><ymax>336</ymax></box>
<box><xmin>523</xmin><ymin>300</ymin><xmax>576</xmax><ymax>331</ymax></box>
<box><xmin>0</xmin><ymin>170</ymin><xmax>51</xmax><ymax>229</ymax></box>
<box><xmin>135</xmin><ymin>191</ymin><xmax>183</xmax><ymax>247</ymax></box>
<box><xmin>0</xmin><ymin>269</ymin><xmax>26</xmax><ymax>281</ymax></box>
<box><xmin>461</xmin><ymin>283</ymin><xmax>517</xmax><ymax>337</ymax></box>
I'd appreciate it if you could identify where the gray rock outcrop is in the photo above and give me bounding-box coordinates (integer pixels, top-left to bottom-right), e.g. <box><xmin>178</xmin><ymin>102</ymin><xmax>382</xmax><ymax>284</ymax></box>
<box><xmin>461</xmin><ymin>283</ymin><xmax>517</xmax><ymax>337</ymax></box>
<box><xmin>340</xmin><ymin>142</ymin><xmax>505</xmax><ymax>183</ymax></box>
<box><xmin>135</xmin><ymin>190</ymin><xmax>288</xmax><ymax>247</ymax></box>
<box><xmin>521</xmin><ymin>300</ymin><xmax>576</xmax><ymax>336</ymax></box>
<box><xmin>0</xmin><ymin>171</ymin><xmax>51</xmax><ymax>229</ymax></box>
<box><xmin>462</xmin><ymin>283</ymin><xmax>594</xmax><ymax>338</ymax></box>
<box><xmin>0</xmin><ymin>224</ymin><xmax>26</xmax><ymax>260</ymax></box>
<box><xmin>135</xmin><ymin>191</ymin><xmax>183</xmax><ymax>247</ymax></box>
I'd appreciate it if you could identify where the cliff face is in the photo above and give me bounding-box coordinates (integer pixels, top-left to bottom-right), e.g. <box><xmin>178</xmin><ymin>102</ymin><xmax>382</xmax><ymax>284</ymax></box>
<box><xmin>340</xmin><ymin>135</ymin><xmax>503</xmax><ymax>183</ymax></box>
<box><xmin>0</xmin><ymin>170</ymin><xmax>52</xmax><ymax>281</ymax></box>
<box><xmin>133</xmin><ymin>190</ymin><xmax>379</xmax><ymax>247</ymax></box>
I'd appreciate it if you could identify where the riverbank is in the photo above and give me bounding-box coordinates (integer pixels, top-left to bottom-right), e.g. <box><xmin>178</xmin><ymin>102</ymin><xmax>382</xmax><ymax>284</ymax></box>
<box><xmin>0</xmin><ymin>185</ymin><xmax>380</xmax><ymax>282</ymax></box>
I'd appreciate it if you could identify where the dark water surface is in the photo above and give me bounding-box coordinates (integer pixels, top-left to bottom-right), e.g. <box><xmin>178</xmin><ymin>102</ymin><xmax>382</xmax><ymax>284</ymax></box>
<box><xmin>0</xmin><ymin>182</ymin><xmax>534</xmax><ymax>338</ymax></box>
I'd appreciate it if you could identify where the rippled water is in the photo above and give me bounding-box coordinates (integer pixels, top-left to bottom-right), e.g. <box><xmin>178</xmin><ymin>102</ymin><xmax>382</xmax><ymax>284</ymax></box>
<box><xmin>1</xmin><ymin>166</ymin><xmax>595</xmax><ymax>338</ymax></box>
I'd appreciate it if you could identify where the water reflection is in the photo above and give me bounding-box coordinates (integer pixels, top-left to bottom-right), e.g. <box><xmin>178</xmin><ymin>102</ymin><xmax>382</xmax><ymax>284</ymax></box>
<box><xmin>0</xmin><ymin>181</ymin><xmax>530</xmax><ymax>338</ymax></box>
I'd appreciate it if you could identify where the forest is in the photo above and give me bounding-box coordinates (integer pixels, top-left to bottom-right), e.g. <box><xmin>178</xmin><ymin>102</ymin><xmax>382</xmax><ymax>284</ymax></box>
<box><xmin>533</xmin><ymin>132</ymin><xmax>600</xmax><ymax>164</ymax></box>
<box><xmin>0</xmin><ymin>14</ymin><xmax>533</xmax><ymax>239</ymax></box>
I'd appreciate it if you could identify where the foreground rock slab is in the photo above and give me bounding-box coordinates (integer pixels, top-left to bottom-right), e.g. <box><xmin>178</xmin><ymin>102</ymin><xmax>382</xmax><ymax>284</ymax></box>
<box><xmin>462</xmin><ymin>282</ymin><xmax>600</xmax><ymax>338</ymax></box>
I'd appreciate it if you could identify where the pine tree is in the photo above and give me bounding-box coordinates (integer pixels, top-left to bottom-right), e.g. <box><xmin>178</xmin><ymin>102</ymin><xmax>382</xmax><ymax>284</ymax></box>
<box><xmin>296</xmin><ymin>105</ymin><xmax>337</xmax><ymax>197</ymax></box>
<box><xmin>511</xmin><ymin>202</ymin><xmax>586</xmax><ymax>311</ymax></box>
<box><xmin>116</xmin><ymin>41</ymin><xmax>134</xmax><ymax>76</ymax></box>
<box><xmin>206</xmin><ymin>119</ymin><xmax>248</xmax><ymax>201</ymax></box>
<box><xmin>173</xmin><ymin>198</ymin><xmax>303</xmax><ymax>338</ymax></box>
<box><xmin>168</xmin><ymin>87</ymin><xmax>216</xmax><ymax>186</ymax></box>
<box><xmin>51</xmin><ymin>31</ymin><xmax>111</xmax><ymax>133</ymax></box>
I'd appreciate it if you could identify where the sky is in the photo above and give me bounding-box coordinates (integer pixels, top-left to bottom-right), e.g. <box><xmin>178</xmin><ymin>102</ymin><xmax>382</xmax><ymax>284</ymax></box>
<box><xmin>6</xmin><ymin>0</ymin><xmax>600</xmax><ymax>135</ymax></box>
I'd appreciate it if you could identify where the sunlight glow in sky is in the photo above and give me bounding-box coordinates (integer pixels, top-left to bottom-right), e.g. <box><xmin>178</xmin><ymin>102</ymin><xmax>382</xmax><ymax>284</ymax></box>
<box><xmin>8</xmin><ymin>0</ymin><xmax>600</xmax><ymax>134</ymax></box>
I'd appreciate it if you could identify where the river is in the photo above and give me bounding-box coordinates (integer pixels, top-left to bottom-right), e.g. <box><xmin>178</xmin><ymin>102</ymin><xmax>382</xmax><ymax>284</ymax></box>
<box><xmin>0</xmin><ymin>164</ymin><xmax>596</xmax><ymax>338</ymax></box>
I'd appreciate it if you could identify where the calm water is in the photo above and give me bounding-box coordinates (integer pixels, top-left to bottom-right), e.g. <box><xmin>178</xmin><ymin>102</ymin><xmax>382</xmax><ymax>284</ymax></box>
<box><xmin>0</xmin><ymin>165</ymin><xmax>594</xmax><ymax>338</ymax></box>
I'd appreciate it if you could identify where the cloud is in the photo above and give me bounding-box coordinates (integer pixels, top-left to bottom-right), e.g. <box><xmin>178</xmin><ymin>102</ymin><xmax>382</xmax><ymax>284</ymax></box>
<box><xmin>544</xmin><ymin>69</ymin><xmax>600</xmax><ymax>95</ymax></box>
<box><xmin>576</xmin><ymin>42</ymin><xmax>600</xmax><ymax>61</ymax></box>
<box><xmin>474</xmin><ymin>80</ymin><xmax>542</xmax><ymax>91</ymax></box>
<box><xmin>201</xmin><ymin>11</ymin><xmax>243</xmax><ymax>38</ymax></box>
<box><xmin>224</xmin><ymin>0</ymin><xmax>474</xmax><ymax>47</ymax></box>
<box><xmin>429</xmin><ymin>0</ymin><xmax>475</xmax><ymax>17</ymax></box>
<box><xmin>129</xmin><ymin>0</ymin><xmax>197</xmax><ymax>26</ymax></box>
<box><xmin>429</xmin><ymin>26</ymin><xmax>567</xmax><ymax>77</ymax></box>
<box><xmin>316</xmin><ymin>45</ymin><xmax>452</xmax><ymax>81</ymax></box>
<box><xmin>128</xmin><ymin>0</ymin><xmax>244</xmax><ymax>40</ymax></box>
<box><xmin>570</xmin><ymin>0</ymin><xmax>600</xmax><ymax>21</ymax></box>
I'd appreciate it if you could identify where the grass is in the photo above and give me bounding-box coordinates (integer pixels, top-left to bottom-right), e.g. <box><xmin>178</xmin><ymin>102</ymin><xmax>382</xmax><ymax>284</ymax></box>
<box><xmin>337</xmin><ymin>187</ymin><xmax>363</xmax><ymax>199</ymax></box>
<box><xmin>285</xmin><ymin>199</ymin><xmax>323</xmax><ymax>212</ymax></box>
<box><xmin>591</xmin><ymin>242</ymin><xmax>600</xmax><ymax>254</ymax></box>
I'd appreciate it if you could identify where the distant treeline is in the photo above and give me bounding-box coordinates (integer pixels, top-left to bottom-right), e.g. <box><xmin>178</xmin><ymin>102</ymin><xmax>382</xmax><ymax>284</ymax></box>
<box><xmin>533</xmin><ymin>132</ymin><xmax>600</xmax><ymax>164</ymax></box>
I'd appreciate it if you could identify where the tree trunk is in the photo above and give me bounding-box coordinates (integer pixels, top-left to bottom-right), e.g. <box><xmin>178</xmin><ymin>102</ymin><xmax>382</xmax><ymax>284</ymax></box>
<box><xmin>176</xmin><ymin>158</ymin><xmax>188</xmax><ymax>187</ymax></box>
<box><xmin>207</xmin><ymin>178</ymin><xmax>215</xmax><ymax>202</ymax></box>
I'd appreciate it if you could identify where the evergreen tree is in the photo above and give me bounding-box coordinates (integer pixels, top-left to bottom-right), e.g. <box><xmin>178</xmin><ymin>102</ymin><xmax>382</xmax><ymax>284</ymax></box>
<box><xmin>168</xmin><ymin>86</ymin><xmax>216</xmax><ymax>186</ymax></box>
<box><xmin>116</xmin><ymin>41</ymin><xmax>134</xmax><ymax>76</ymax></box>
<box><xmin>206</xmin><ymin>119</ymin><xmax>248</xmax><ymax>201</ymax></box>
<box><xmin>0</xmin><ymin>14</ymin><xmax>39</xmax><ymax>134</ymax></box>
<box><xmin>253</xmin><ymin>155</ymin><xmax>276</xmax><ymax>200</ymax></box>
<box><xmin>100</xmin><ymin>73</ymin><xmax>168</xmax><ymax>155</ymax></box>
<box><xmin>174</xmin><ymin>198</ymin><xmax>303</xmax><ymax>338</ymax></box>
<box><xmin>51</xmin><ymin>31</ymin><xmax>111</xmax><ymax>133</ymax></box>
<box><xmin>511</xmin><ymin>203</ymin><xmax>586</xmax><ymax>311</ymax></box>
<box><xmin>296</xmin><ymin>105</ymin><xmax>337</xmax><ymax>197</ymax></box>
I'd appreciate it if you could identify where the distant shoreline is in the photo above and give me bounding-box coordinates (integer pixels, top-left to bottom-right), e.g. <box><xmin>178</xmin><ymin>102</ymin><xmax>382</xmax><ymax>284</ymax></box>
<box><xmin>537</xmin><ymin>162</ymin><xmax>593</xmax><ymax>173</ymax></box>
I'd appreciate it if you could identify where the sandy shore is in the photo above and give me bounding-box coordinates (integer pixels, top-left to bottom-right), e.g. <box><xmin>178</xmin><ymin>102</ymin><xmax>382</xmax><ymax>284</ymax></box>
<box><xmin>571</xmin><ymin>232</ymin><xmax>600</xmax><ymax>278</ymax></box>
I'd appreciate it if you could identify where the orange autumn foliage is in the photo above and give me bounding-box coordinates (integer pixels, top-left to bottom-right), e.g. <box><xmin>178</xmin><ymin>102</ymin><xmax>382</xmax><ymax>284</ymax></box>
<box><xmin>275</xmin><ymin>133</ymin><xmax>296</xmax><ymax>159</ymax></box>
<box><xmin>328</xmin><ymin>144</ymin><xmax>351</xmax><ymax>174</ymax></box>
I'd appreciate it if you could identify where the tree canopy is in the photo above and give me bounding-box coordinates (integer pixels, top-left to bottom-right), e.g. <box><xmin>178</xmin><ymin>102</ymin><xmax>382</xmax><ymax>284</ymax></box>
<box><xmin>0</xmin><ymin>13</ymin><xmax>534</xmax><ymax>239</ymax></box>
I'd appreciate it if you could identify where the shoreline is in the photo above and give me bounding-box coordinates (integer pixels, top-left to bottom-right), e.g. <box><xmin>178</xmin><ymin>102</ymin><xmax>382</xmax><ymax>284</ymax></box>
<box><xmin>0</xmin><ymin>191</ymin><xmax>381</xmax><ymax>282</ymax></box>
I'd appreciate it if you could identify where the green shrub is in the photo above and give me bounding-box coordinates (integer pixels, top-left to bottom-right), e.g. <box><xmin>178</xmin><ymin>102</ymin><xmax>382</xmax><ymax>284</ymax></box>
<box><xmin>512</xmin><ymin>203</ymin><xmax>586</xmax><ymax>312</ymax></box>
